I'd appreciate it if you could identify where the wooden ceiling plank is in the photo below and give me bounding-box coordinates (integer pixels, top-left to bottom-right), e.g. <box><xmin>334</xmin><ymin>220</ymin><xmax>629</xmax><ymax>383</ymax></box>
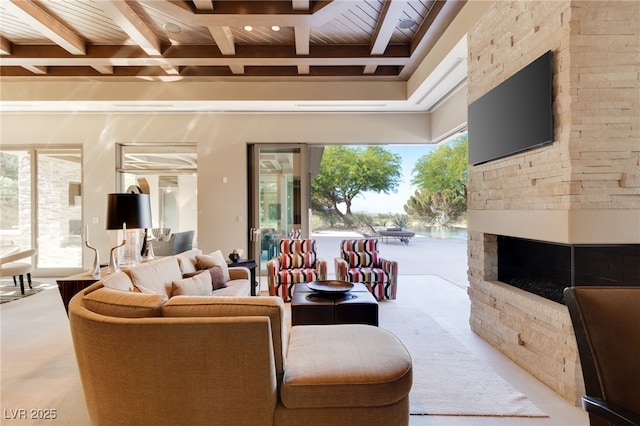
<box><xmin>192</xmin><ymin>0</ymin><xmax>214</xmax><ymax>11</ymax></box>
<box><xmin>371</xmin><ymin>0</ymin><xmax>407</xmax><ymax>55</ymax></box>
<box><xmin>23</xmin><ymin>64</ymin><xmax>47</xmax><ymax>74</ymax></box>
<box><xmin>229</xmin><ymin>65</ymin><xmax>245</xmax><ymax>75</ymax></box>
<box><xmin>208</xmin><ymin>26</ymin><xmax>236</xmax><ymax>55</ymax></box>
<box><xmin>0</xmin><ymin>37</ymin><xmax>12</xmax><ymax>55</ymax></box>
<box><xmin>399</xmin><ymin>0</ymin><xmax>462</xmax><ymax>78</ymax></box>
<box><xmin>310</xmin><ymin>0</ymin><xmax>354</xmax><ymax>25</ymax></box>
<box><xmin>363</xmin><ymin>64</ymin><xmax>377</xmax><ymax>74</ymax></box>
<box><xmin>292</xmin><ymin>0</ymin><xmax>310</xmax><ymax>10</ymax></box>
<box><xmin>139</xmin><ymin>1</ymin><xmax>310</xmax><ymax>27</ymax></box>
<box><xmin>295</xmin><ymin>26</ymin><xmax>310</xmax><ymax>55</ymax></box>
<box><xmin>92</xmin><ymin>65</ymin><xmax>114</xmax><ymax>74</ymax></box>
<box><xmin>99</xmin><ymin>0</ymin><xmax>162</xmax><ymax>56</ymax></box>
<box><xmin>6</xmin><ymin>0</ymin><xmax>86</xmax><ymax>55</ymax></box>
<box><xmin>161</xmin><ymin>64</ymin><xmax>180</xmax><ymax>75</ymax></box>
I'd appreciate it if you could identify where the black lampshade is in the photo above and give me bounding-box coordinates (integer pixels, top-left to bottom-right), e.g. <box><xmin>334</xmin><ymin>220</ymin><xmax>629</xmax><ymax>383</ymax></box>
<box><xmin>106</xmin><ymin>193</ymin><xmax>152</xmax><ymax>230</ymax></box>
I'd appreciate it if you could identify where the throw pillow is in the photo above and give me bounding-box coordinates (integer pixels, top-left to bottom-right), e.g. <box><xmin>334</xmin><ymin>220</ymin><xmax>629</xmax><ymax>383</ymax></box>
<box><xmin>171</xmin><ymin>272</ymin><xmax>212</xmax><ymax>297</ymax></box>
<box><xmin>102</xmin><ymin>271</ymin><xmax>134</xmax><ymax>292</ymax></box>
<box><xmin>182</xmin><ymin>266</ymin><xmax>227</xmax><ymax>290</ymax></box>
<box><xmin>196</xmin><ymin>250</ymin><xmax>230</xmax><ymax>281</ymax></box>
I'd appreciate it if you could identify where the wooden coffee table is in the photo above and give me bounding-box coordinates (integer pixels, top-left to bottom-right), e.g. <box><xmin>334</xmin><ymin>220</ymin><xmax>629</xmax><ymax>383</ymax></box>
<box><xmin>291</xmin><ymin>282</ymin><xmax>378</xmax><ymax>326</ymax></box>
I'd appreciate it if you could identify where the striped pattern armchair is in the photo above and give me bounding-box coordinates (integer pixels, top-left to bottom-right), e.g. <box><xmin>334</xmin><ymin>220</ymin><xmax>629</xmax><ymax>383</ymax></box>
<box><xmin>335</xmin><ymin>239</ymin><xmax>398</xmax><ymax>300</ymax></box>
<box><xmin>267</xmin><ymin>239</ymin><xmax>327</xmax><ymax>301</ymax></box>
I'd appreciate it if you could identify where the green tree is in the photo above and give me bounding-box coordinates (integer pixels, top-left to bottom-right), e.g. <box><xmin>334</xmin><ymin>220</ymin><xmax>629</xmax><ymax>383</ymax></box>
<box><xmin>312</xmin><ymin>146</ymin><xmax>402</xmax><ymax>219</ymax></box>
<box><xmin>407</xmin><ymin>136</ymin><xmax>468</xmax><ymax>225</ymax></box>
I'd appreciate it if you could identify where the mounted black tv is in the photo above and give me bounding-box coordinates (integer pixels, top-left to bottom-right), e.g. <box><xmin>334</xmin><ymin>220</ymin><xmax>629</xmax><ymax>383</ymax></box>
<box><xmin>468</xmin><ymin>51</ymin><xmax>553</xmax><ymax>166</ymax></box>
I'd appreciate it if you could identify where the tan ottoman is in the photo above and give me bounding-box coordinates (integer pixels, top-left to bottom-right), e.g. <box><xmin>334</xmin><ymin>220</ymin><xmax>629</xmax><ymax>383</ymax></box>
<box><xmin>276</xmin><ymin>324</ymin><xmax>412</xmax><ymax>426</ymax></box>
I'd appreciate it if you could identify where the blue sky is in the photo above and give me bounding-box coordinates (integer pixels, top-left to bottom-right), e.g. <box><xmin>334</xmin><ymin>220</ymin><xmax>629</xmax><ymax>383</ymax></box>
<box><xmin>349</xmin><ymin>145</ymin><xmax>437</xmax><ymax>214</ymax></box>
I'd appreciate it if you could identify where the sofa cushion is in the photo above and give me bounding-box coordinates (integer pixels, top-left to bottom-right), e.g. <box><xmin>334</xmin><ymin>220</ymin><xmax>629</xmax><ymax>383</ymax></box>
<box><xmin>82</xmin><ymin>287</ymin><xmax>167</xmax><ymax>318</ymax></box>
<box><xmin>196</xmin><ymin>250</ymin><xmax>230</xmax><ymax>281</ymax></box>
<box><xmin>125</xmin><ymin>256</ymin><xmax>182</xmax><ymax>297</ymax></box>
<box><xmin>281</xmin><ymin>324</ymin><xmax>412</xmax><ymax>409</ymax></box>
<box><xmin>162</xmin><ymin>296</ymin><xmax>287</xmax><ymax>379</ymax></box>
<box><xmin>175</xmin><ymin>248</ymin><xmax>203</xmax><ymax>275</ymax></box>
<box><xmin>101</xmin><ymin>271</ymin><xmax>134</xmax><ymax>291</ymax></box>
<box><xmin>171</xmin><ymin>272</ymin><xmax>213</xmax><ymax>297</ymax></box>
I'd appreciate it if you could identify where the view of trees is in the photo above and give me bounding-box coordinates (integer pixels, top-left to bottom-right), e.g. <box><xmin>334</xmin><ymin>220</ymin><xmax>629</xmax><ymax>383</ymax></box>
<box><xmin>311</xmin><ymin>146</ymin><xmax>402</xmax><ymax>222</ymax></box>
<box><xmin>311</xmin><ymin>136</ymin><xmax>468</xmax><ymax>229</ymax></box>
<box><xmin>406</xmin><ymin>135</ymin><xmax>468</xmax><ymax>225</ymax></box>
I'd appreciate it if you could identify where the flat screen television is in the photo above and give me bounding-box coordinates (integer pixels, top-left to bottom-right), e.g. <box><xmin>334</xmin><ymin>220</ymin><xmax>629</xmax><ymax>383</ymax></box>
<box><xmin>468</xmin><ymin>51</ymin><xmax>553</xmax><ymax>166</ymax></box>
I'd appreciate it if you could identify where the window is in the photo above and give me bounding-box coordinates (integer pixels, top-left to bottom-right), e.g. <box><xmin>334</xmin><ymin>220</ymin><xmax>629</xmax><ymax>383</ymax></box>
<box><xmin>0</xmin><ymin>148</ymin><xmax>83</xmax><ymax>272</ymax></box>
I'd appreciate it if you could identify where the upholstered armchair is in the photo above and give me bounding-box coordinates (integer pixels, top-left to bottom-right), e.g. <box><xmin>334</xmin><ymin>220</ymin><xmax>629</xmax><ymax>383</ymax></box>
<box><xmin>267</xmin><ymin>239</ymin><xmax>327</xmax><ymax>301</ymax></box>
<box><xmin>0</xmin><ymin>248</ymin><xmax>37</xmax><ymax>295</ymax></box>
<box><xmin>152</xmin><ymin>230</ymin><xmax>194</xmax><ymax>256</ymax></box>
<box><xmin>335</xmin><ymin>239</ymin><xmax>398</xmax><ymax>300</ymax></box>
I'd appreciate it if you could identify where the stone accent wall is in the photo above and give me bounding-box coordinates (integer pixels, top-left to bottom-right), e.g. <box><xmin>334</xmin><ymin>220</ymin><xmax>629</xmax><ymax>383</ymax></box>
<box><xmin>468</xmin><ymin>0</ymin><xmax>639</xmax><ymax>212</ymax></box>
<box><xmin>569</xmin><ymin>1</ymin><xmax>640</xmax><ymax>208</ymax></box>
<box><xmin>467</xmin><ymin>0</ymin><xmax>639</xmax><ymax>405</ymax></box>
<box><xmin>467</xmin><ymin>0</ymin><xmax>573</xmax><ymax>211</ymax></box>
<box><xmin>467</xmin><ymin>231</ymin><xmax>584</xmax><ymax>404</ymax></box>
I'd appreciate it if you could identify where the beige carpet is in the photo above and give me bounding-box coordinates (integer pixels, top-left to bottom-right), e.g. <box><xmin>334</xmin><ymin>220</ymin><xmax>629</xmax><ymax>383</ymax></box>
<box><xmin>378</xmin><ymin>281</ymin><xmax>547</xmax><ymax>417</ymax></box>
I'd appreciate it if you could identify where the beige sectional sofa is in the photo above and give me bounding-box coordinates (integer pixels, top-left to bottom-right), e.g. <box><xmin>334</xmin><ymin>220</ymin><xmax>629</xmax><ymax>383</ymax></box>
<box><xmin>69</xmin><ymin>251</ymin><xmax>413</xmax><ymax>426</ymax></box>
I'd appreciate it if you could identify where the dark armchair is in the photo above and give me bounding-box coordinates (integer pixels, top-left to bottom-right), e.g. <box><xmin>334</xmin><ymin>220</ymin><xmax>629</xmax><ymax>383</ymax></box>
<box><xmin>151</xmin><ymin>230</ymin><xmax>195</xmax><ymax>256</ymax></box>
<box><xmin>564</xmin><ymin>286</ymin><xmax>640</xmax><ymax>426</ymax></box>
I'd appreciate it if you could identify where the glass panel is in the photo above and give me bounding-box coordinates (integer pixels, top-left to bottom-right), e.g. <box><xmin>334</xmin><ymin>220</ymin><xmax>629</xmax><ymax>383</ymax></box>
<box><xmin>117</xmin><ymin>144</ymin><xmax>198</xmax><ymax>247</ymax></box>
<box><xmin>257</xmin><ymin>147</ymin><xmax>302</xmax><ymax>271</ymax></box>
<box><xmin>120</xmin><ymin>144</ymin><xmax>197</xmax><ymax>171</ymax></box>
<box><xmin>0</xmin><ymin>151</ymin><xmax>32</xmax><ymax>257</ymax></box>
<box><xmin>36</xmin><ymin>149</ymin><xmax>83</xmax><ymax>268</ymax></box>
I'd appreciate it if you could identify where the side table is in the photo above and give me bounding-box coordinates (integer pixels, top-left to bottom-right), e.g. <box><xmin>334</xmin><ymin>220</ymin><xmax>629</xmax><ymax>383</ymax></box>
<box><xmin>56</xmin><ymin>270</ymin><xmax>104</xmax><ymax>314</ymax></box>
<box><xmin>227</xmin><ymin>259</ymin><xmax>258</xmax><ymax>296</ymax></box>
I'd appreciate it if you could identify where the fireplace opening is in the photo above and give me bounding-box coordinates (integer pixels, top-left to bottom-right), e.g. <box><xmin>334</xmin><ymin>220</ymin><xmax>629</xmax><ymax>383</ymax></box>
<box><xmin>497</xmin><ymin>236</ymin><xmax>640</xmax><ymax>304</ymax></box>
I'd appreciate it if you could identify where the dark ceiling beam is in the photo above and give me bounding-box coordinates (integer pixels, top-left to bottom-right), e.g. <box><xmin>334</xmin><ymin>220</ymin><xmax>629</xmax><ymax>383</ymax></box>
<box><xmin>2</xmin><ymin>44</ymin><xmax>409</xmax><ymax>64</ymax></box>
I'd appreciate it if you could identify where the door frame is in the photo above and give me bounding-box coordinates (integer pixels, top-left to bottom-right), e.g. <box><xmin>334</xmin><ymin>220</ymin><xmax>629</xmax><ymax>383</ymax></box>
<box><xmin>247</xmin><ymin>143</ymin><xmax>309</xmax><ymax>275</ymax></box>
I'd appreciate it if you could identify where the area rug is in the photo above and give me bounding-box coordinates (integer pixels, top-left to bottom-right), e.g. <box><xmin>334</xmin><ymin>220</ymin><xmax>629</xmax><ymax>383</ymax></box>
<box><xmin>0</xmin><ymin>279</ymin><xmax>57</xmax><ymax>304</ymax></box>
<box><xmin>379</xmin><ymin>299</ymin><xmax>547</xmax><ymax>417</ymax></box>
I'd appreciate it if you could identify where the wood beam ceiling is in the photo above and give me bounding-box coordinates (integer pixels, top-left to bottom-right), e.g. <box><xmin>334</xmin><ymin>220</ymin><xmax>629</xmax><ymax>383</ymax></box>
<box><xmin>0</xmin><ymin>0</ymin><xmax>457</xmax><ymax>80</ymax></box>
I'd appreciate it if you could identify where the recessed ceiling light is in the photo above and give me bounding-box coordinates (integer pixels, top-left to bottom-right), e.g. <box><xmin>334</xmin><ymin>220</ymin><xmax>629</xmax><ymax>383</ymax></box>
<box><xmin>271</xmin><ymin>25</ymin><xmax>280</xmax><ymax>31</ymax></box>
<box><xmin>398</xmin><ymin>19</ymin><xmax>416</xmax><ymax>29</ymax></box>
<box><xmin>244</xmin><ymin>25</ymin><xmax>253</xmax><ymax>31</ymax></box>
<box><xmin>162</xmin><ymin>23</ymin><xmax>181</xmax><ymax>34</ymax></box>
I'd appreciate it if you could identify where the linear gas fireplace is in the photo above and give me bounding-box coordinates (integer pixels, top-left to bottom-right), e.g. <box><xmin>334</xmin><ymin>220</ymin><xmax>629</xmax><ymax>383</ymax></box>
<box><xmin>498</xmin><ymin>236</ymin><xmax>640</xmax><ymax>304</ymax></box>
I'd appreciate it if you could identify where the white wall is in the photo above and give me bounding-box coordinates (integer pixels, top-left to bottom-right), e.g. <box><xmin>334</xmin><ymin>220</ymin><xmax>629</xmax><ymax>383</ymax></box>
<box><xmin>1</xmin><ymin>111</ymin><xmax>433</xmax><ymax>270</ymax></box>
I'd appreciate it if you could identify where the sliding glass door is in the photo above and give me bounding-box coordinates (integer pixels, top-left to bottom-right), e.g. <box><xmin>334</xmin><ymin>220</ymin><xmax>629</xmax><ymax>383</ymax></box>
<box><xmin>248</xmin><ymin>145</ymin><xmax>307</xmax><ymax>274</ymax></box>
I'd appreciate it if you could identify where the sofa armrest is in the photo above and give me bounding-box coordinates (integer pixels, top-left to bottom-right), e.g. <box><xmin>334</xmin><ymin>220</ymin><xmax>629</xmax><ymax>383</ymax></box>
<box><xmin>228</xmin><ymin>266</ymin><xmax>250</xmax><ymax>281</ymax></box>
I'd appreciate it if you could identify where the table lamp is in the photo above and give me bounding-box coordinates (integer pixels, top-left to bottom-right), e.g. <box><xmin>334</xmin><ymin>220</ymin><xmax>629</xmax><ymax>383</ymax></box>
<box><xmin>106</xmin><ymin>193</ymin><xmax>152</xmax><ymax>271</ymax></box>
